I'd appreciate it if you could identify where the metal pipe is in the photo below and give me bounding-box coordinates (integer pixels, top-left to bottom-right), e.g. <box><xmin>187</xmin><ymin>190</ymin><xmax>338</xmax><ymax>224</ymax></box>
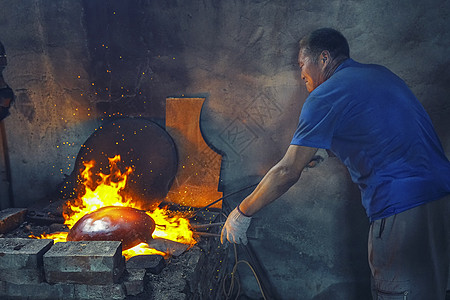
<box><xmin>191</xmin><ymin>222</ymin><xmax>224</xmax><ymax>229</ymax></box>
<box><xmin>193</xmin><ymin>232</ymin><xmax>221</xmax><ymax>238</ymax></box>
<box><xmin>191</xmin><ymin>183</ymin><xmax>257</xmax><ymax>218</ymax></box>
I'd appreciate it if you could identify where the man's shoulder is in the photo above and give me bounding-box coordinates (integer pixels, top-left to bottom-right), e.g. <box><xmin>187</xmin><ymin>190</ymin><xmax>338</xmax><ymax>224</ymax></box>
<box><xmin>339</xmin><ymin>59</ymin><xmax>393</xmax><ymax>76</ymax></box>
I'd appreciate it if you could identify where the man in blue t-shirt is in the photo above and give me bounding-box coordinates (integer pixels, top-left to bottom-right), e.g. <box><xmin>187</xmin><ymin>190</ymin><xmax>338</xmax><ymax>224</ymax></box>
<box><xmin>221</xmin><ymin>28</ymin><xmax>450</xmax><ymax>299</ymax></box>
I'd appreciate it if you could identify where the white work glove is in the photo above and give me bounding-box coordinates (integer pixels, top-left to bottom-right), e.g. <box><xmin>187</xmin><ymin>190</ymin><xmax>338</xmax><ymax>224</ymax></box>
<box><xmin>221</xmin><ymin>206</ymin><xmax>252</xmax><ymax>245</ymax></box>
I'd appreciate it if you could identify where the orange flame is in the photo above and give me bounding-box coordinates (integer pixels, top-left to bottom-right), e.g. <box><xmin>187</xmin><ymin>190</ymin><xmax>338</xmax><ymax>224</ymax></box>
<box><xmin>31</xmin><ymin>155</ymin><xmax>196</xmax><ymax>259</ymax></box>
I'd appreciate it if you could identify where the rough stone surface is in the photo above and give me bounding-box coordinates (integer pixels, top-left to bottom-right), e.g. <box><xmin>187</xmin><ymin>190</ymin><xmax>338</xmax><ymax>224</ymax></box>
<box><xmin>0</xmin><ymin>280</ymin><xmax>126</xmax><ymax>300</ymax></box>
<box><xmin>188</xmin><ymin>233</ymin><xmax>229</xmax><ymax>300</ymax></box>
<box><xmin>0</xmin><ymin>280</ymin><xmax>75</xmax><ymax>300</ymax></box>
<box><xmin>0</xmin><ymin>0</ymin><xmax>101</xmax><ymax>208</ymax></box>
<box><xmin>146</xmin><ymin>246</ymin><xmax>202</xmax><ymax>300</ymax></box>
<box><xmin>43</xmin><ymin>241</ymin><xmax>125</xmax><ymax>285</ymax></box>
<box><xmin>74</xmin><ymin>282</ymin><xmax>126</xmax><ymax>300</ymax></box>
<box><xmin>0</xmin><ymin>237</ymin><xmax>53</xmax><ymax>284</ymax></box>
<box><xmin>146</xmin><ymin>237</ymin><xmax>189</xmax><ymax>257</ymax></box>
<box><xmin>0</xmin><ymin>208</ymin><xmax>27</xmax><ymax>234</ymax></box>
<box><xmin>122</xmin><ymin>269</ymin><xmax>146</xmax><ymax>296</ymax></box>
<box><xmin>126</xmin><ymin>254</ymin><xmax>165</xmax><ymax>274</ymax></box>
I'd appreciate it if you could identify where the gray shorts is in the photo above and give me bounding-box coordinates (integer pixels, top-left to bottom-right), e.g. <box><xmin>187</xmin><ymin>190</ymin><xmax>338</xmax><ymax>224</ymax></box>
<box><xmin>368</xmin><ymin>195</ymin><xmax>450</xmax><ymax>300</ymax></box>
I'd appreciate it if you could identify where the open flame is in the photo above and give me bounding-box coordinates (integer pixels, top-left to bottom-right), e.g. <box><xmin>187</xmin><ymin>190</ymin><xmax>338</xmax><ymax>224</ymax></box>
<box><xmin>31</xmin><ymin>155</ymin><xmax>196</xmax><ymax>259</ymax></box>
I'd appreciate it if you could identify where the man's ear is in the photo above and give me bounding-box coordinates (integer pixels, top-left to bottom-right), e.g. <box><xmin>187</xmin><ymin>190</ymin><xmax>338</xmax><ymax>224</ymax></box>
<box><xmin>320</xmin><ymin>50</ymin><xmax>331</xmax><ymax>68</ymax></box>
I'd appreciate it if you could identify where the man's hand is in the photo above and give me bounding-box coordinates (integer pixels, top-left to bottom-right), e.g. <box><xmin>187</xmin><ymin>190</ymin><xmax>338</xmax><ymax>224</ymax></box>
<box><xmin>220</xmin><ymin>206</ymin><xmax>252</xmax><ymax>245</ymax></box>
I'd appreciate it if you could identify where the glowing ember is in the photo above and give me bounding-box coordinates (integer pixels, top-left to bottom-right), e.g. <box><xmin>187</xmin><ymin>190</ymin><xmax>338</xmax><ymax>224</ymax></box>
<box><xmin>122</xmin><ymin>243</ymin><xmax>166</xmax><ymax>259</ymax></box>
<box><xmin>30</xmin><ymin>155</ymin><xmax>196</xmax><ymax>258</ymax></box>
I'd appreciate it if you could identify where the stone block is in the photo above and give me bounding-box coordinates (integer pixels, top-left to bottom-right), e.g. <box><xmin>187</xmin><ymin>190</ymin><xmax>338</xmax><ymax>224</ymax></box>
<box><xmin>0</xmin><ymin>208</ymin><xmax>27</xmax><ymax>234</ymax></box>
<box><xmin>0</xmin><ymin>280</ymin><xmax>126</xmax><ymax>300</ymax></box>
<box><xmin>0</xmin><ymin>280</ymin><xmax>75</xmax><ymax>299</ymax></box>
<box><xmin>123</xmin><ymin>269</ymin><xmax>146</xmax><ymax>296</ymax></box>
<box><xmin>43</xmin><ymin>241</ymin><xmax>125</xmax><ymax>285</ymax></box>
<box><xmin>73</xmin><ymin>282</ymin><xmax>126</xmax><ymax>300</ymax></box>
<box><xmin>0</xmin><ymin>238</ymin><xmax>53</xmax><ymax>284</ymax></box>
<box><xmin>126</xmin><ymin>254</ymin><xmax>165</xmax><ymax>274</ymax></box>
<box><xmin>147</xmin><ymin>237</ymin><xmax>189</xmax><ymax>257</ymax></box>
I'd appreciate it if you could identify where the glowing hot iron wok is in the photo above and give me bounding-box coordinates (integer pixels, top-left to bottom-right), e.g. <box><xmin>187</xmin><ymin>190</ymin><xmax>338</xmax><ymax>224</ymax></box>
<box><xmin>67</xmin><ymin>206</ymin><xmax>156</xmax><ymax>250</ymax></box>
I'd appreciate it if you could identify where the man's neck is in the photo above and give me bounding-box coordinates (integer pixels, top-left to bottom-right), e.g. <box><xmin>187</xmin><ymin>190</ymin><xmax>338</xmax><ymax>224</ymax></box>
<box><xmin>323</xmin><ymin>56</ymin><xmax>348</xmax><ymax>81</ymax></box>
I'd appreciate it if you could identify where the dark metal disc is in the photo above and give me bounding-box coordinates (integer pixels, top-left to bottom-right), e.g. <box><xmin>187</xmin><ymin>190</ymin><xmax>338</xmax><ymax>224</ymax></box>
<box><xmin>62</xmin><ymin>118</ymin><xmax>178</xmax><ymax>207</ymax></box>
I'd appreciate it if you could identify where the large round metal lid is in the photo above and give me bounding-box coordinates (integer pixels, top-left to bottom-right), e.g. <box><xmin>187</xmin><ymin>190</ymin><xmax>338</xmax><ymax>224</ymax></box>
<box><xmin>67</xmin><ymin>118</ymin><xmax>178</xmax><ymax>207</ymax></box>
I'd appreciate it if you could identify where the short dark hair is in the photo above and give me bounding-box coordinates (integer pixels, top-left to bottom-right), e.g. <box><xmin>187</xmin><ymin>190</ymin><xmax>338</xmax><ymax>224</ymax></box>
<box><xmin>299</xmin><ymin>28</ymin><xmax>350</xmax><ymax>62</ymax></box>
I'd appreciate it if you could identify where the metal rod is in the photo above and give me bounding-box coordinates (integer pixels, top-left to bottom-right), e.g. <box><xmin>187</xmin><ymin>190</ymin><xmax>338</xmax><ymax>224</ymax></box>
<box><xmin>191</xmin><ymin>222</ymin><xmax>224</xmax><ymax>229</ymax></box>
<box><xmin>191</xmin><ymin>183</ymin><xmax>257</xmax><ymax>217</ymax></box>
<box><xmin>193</xmin><ymin>232</ymin><xmax>258</xmax><ymax>241</ymax></box>
<box><xmin>193</xmin><ymin>232</ymin><xmax>221</xmax><ymax>237</ymax></box>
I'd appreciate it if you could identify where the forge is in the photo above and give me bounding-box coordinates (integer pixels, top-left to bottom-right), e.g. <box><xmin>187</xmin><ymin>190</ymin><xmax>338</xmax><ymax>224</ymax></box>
<box><xmin>0</xmin><ymin>97</ymin><xmax>229</xmax><ymax>299</ymax></box>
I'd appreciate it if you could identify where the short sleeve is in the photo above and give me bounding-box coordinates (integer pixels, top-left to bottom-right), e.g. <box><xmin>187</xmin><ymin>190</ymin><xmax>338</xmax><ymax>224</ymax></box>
<box><xmin>290</xmin><ymin>95</ymin><xmax>339</xmax><ymax>149</ymax></box>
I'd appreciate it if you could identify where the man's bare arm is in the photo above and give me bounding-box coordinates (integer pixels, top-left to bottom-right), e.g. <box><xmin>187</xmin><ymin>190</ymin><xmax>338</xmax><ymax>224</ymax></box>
<box><xmin>239</xmin><ymin>145</ymin><xmax>318</xmax><ymax>216</ymax></box>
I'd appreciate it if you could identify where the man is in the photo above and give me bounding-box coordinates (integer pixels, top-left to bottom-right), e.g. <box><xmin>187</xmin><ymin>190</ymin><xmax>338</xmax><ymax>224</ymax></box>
<box><xmin>221</xmin><ymin>28</ymin><xmax>450</xmax><ymax>299</ymax></box>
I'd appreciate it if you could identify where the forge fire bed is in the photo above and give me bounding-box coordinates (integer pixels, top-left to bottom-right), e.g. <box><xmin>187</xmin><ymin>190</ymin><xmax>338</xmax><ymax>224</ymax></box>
<box><xmin>0</xmin><ymin>208</ymin><xmax>228</xmax><ymax>300</ymax></box>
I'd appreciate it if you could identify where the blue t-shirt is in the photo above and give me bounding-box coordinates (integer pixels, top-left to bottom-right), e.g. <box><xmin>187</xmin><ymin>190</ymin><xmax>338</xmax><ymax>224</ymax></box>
<box><xmin>291</xmin><ymin>58</ymin><xmax>450</xmax><ymax>221</ymax></box>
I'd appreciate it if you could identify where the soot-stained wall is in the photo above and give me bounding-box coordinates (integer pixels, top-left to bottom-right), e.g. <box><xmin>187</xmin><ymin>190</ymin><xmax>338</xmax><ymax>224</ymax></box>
<box><xmin>0</xmin><ymin>0</ymin><xmax>449</xmax><ymax>299</ymax></box>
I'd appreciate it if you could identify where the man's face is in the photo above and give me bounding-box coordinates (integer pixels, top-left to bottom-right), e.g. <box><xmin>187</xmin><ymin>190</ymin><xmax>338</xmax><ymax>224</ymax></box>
<box><xmin>298</xmin><ymin>49</ymin><xmax>324</xmax><ymax>93</ymax></box>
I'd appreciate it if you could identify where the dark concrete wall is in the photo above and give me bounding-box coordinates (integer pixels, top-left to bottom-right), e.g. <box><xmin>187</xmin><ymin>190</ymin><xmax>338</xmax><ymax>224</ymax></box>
<box><xmin>0</xmin><ymin>0</ymin><xmax>449</xmax><ymax>298</ymax></box>
<box><xmin>0</xmin><ymin>1</ymin><xmax>101</xmax><ymax>208</ymax></box>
